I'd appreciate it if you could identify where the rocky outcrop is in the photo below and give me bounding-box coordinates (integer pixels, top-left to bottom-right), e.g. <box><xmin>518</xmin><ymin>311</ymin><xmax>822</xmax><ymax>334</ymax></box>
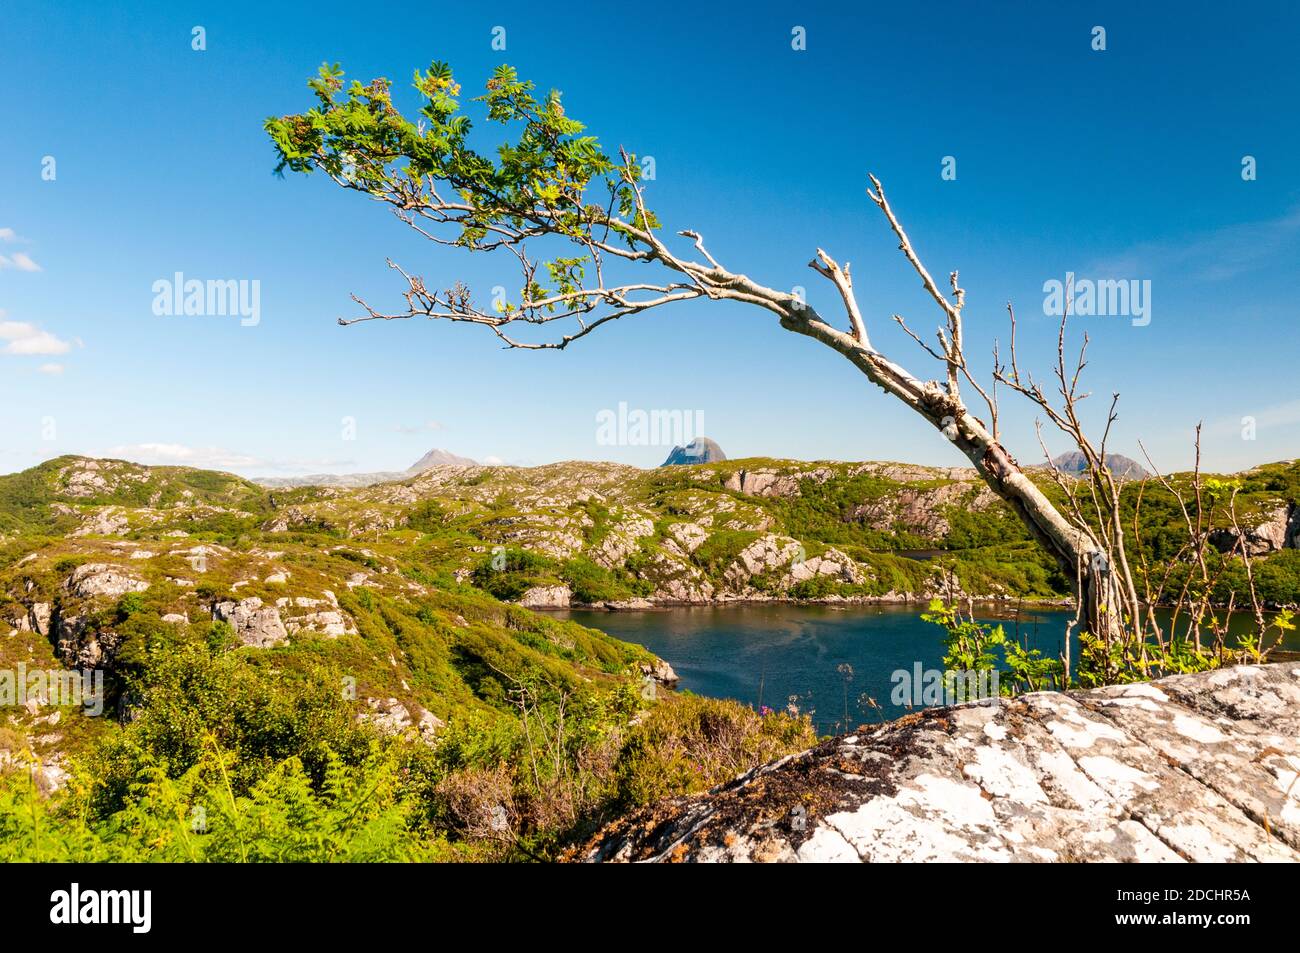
<box><xmin>722</xmin><ymin>535</ymin><xmax>805</xmax><ymax>590</ymax></box>
<box><xmin>65</xmin><ymin>563</ymin><xmax>149</xmax><ymax>600</ymax></box>
<box><xmin>28</xmin><ymin>603</ymin><xmax>52</xmax><ymax>638</ymax></box>
<box><xmin>1208</xmin><ymin>503</ymin><xmax>1299</xmax><ymax>556</ymax></box>
<box><xmin>591</xmin><ymin>514</ymin><xmax>655</xmax><ymax>570</ymax></box>
<box><xmin>276</xmin><ymin>594</ymin><xmax>356</xmax><ymax>637</ymax></box>
<box><xmin>57</xmin><ymin>460</ymin><xmax>116</xmax><ymax>498</ymax></box>
<box><xmin>575</xmin><ymin>663</ymin><xmax>1300</xmax><ymax>863</ymax></box>
<box><xmin>723</xmin><ymin>468</ymin><xmax>803</xmax><ymax>498</ymax></box>
<box><xmin>358</xmin><ymin>697</ymin><xmax>445</xmax><ymax>745</ymax></box>
<box><xmin>518</xmin><ymin>585</ymin><xmax>572</xmax><ymax>609</ymax></box>
<box><xmin>785</xmin><ymin>549</ymin><xmax>864</xmax><ymax>588</ymax></box>
<box><xmin>71</xmin><ymin>506</ymin><xmax>131</xmax><ymax>537</ymax></box>
<box><xmin>52</xmin><ymin>613</ymin><xmax>119</xmax><ymax>669</ymax></box>
<box><xmin>644</xmin><ymin>552</ymin><xmax>717</xmax><ymax>604</ymax></box>
<box><xmin>850</xmin><ymin>483</ymin><xmax>997</xmax><ymax>539</ymax></box>
<box><xmin>639</xmin><ymin>658</ymin><xmax>679</xmax><ymax>687</ymax></box>
<box><xmin>213</xmin><ymin>597</ymin><xmax>289</xmax><ymax>648</ymax></box>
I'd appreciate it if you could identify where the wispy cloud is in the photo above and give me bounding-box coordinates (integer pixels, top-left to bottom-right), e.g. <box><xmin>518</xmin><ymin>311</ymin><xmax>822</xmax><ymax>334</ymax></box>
<box><xmin>0</xmin><ymin>318</ymin><xmax>72</xmax><ymax>355</ymax></box>
<box><xmin>97</xmin><ymin>442</ymin><xmax>357</xmax><ymax>475</ymax></box>
<box><xmin>1206</xmin><ymin>398</ymin><xmax>1300</xmax><ymax>438</ymax></box>
<box><xmin>37</xmin><ymin>363</ymin><xmax>64</xmax><ymax>375</ymax></box>
<box><xmin>100</xmin><ymin>443</ymin><xmax>264</xmax><ymax>471</ymax></box>
<box><xmin>0</xmin><ymin>252</ymin><xmax>41</xmax><ymax>272</ymax></box>
<box><xmin>0</xmin><ymin>229</ymin><xmax>41</xmax><ymax>271</ymax></box>
<box><xmin>1090</xmin><ymin>207</ymin><xmax>1300</xmax><ymax>282</ymax></box>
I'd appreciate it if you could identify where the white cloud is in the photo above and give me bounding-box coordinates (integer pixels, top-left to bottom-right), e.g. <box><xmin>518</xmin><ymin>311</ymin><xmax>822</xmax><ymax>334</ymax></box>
<box><xmin>483</xmin><ymin>455</ymin><xmax>505</xmax><ymax>465</ymax></box>
<box><xmin>97</xmin><ymin>442</ymin><xmax>357</xmax><ymax>475</ymax></box>
<box><xmin>101</xmin><ymin>443</ymin><xmax>265</xmax><ymax>471</ymax></box>
<box><xmin>37</xmin><ymin>363</ymin><xmax>64</xmax><ymax>375</ymax></box>
<box><xmin>0</xmin><ymin>252</ymin><xmax>41</xmax><ymax>272</ymax></box>
<box><xmin>0</xmin><ymin>228</ymin><xmax>18</xmax><ymax>242</ymax></box>
<box><xmin>0</xmin><ymin>320</ymin><xmax>72</xmax><ymax>355</ymax></box>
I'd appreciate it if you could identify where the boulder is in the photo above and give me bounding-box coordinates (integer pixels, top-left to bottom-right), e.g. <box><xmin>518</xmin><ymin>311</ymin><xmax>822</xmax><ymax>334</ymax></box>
<box><xmin>639</xmin><ymin>658</ymin><xmax>679</xmax><ymax>686</ymax></box>
<box><xmin>284</xmin><ymin>607</ymin><xmax>354</xmax><ymax>637</ymax></box>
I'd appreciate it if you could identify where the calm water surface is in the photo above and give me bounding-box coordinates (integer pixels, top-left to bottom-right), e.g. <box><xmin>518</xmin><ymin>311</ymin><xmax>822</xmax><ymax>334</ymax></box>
<box><xmin>558</xmin><ymin>603</ymin><xmax>1298</xmax><ymax>733</ymax></box>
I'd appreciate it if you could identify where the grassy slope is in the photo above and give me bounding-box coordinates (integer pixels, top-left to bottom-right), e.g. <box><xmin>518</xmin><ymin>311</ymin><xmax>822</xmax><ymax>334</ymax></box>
<box><xmin>0</xmin><ymin>452</ymin><xmax>1295</xmax><ymax>859</ymax></box>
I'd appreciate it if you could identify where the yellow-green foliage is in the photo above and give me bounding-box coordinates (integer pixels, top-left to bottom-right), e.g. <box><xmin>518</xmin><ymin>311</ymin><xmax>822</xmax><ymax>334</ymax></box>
<box><xmin>613</xmin><ymin>693</ymin><xmax>817</xmax><ymax>807</ymax></box>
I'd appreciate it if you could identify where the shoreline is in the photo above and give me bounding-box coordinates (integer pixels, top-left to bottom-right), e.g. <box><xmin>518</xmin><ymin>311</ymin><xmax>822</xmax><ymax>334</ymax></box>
<box><xmin>534</xmin><ymin>594</ymin><xmax>1298</xmax><ymax>616</ymax></box>
<box><xmin>536</xmin><ymin>594</ymin><xmax>1075</xmax><ymax>614</ymax></box>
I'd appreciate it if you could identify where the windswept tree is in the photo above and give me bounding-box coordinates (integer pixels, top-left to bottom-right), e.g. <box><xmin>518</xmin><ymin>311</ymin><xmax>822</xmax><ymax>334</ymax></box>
<box><xmin>266</xmin><ymin>62</ymin><xmax>1285</xmax><ymax>678</ymax></box>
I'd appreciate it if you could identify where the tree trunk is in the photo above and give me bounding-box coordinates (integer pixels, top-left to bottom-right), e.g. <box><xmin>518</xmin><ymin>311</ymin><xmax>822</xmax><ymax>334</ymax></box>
<box><xmin>777</xmin><ymin>305</ymin><xmax>1124</xmax><ymax>641</ymax></box>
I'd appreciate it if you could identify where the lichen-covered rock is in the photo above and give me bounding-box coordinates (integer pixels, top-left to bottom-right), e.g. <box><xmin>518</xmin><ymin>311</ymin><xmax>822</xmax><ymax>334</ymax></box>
<box><xmin>722</xmin><ymin>534</ymin><xmax>805</xmax><ymax>591</ymax></box>
<box><xmin>518</xmin><ymin>584</ymin><xmax>572</xmax><ymax>609</ymax></box>
<box><xmin>639</xmin><ymin>658</ymin><xmax>679</xmax><ymax>686</ymax></box>
<box><xmin>849</xmin><ymin>482</ymin><xmax>997</xmax><ymax>540</ymax></box>
<box><xmin>723</xmin><ymin>468</ymin><xmax>804</xmax><ymax>498</ymax></box>
<box><xmin>71</xmin><ymin>506</ymin><xmax>131</xmax><ymax>537</ymax></box>
<box><xmin>663</xmin><ymin>521</ymin><xmax>708</xmax><ymax>555</ymax></box>
<box><xmin>358</xmin><ymin>697</ymin><xmax>444</xmax><ymax>745</ymax></box>
<box><xmin>65</xmin><ymin>563</ymin><xmax>149</xmax><ymax>600</ymax></box>
<box><xmin>28</xmin><ymin>603</ymin><xmax>52</xmax><ymax>638</ymax></box>
<box><xmin>591</xmin><ymin>513</ymin><xmax>655</xmax><ymax>570</ymax></box>
<box><xmin>574</xmin><ymin>664</ymin><xmax>1300</xmax><ymax>863</ymax></box>
<box><xmin>1208</xmin><ymin>503</ymin><xmax>1298</xmax><ymax>556</ymax></box>
<box><xmin>785</xmin><ymin>548</ymin><xmax>865</xmax><ymax>587</ymax></box>
<box><xmin>276</xmin><ymin>595</ymin><xmax>356</xmax><ymax>637</ymax></box>
<box><xmin>213</xmin><ymin>597</ymin><xmax>289</xmax><ymax>648</ymax></box>
<box><xmin>53</xmin><ymin>613</ymin><xmax>118</xmax><ymax>668</ymax></box>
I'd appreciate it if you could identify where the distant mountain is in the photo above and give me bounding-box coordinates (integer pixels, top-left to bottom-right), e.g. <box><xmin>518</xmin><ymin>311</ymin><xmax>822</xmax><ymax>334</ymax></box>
<box><xmin>660</xmin><ymin>437</ymin><xmax>727</xmax><ymax>467</ymax></box>
<box><xmin>408</xmin><ymin>448</ymin><xmax>477</xmax><ymax>470</ymax></box>
<box><xmin>254</xmin><ymin>448</ymin><xmax>478</xmax><ymax>488</ymax></box>
<box><xmin>1048</xmin><ymin>451</ymin><xmax>1149</xmax><ymax>480</ymax></box>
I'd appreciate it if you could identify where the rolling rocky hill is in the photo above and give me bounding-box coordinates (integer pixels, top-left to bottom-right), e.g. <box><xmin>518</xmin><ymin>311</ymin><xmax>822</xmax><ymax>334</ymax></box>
<box><xmin>0</xmin><ymin>452</ymin><xmax>1296</xmax><ymax>859</ymax></box>
<box><xmin>253</xmin><ymin>447</ymin><xmax>478</xmax><ymax>489</ymax></box>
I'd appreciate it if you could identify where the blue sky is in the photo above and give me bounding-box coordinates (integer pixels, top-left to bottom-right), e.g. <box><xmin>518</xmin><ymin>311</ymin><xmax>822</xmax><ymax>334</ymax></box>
<box><xmin>2</xmin><ymin>0</ymin><xmax>1297</xmax><ymax>477</ymax></box>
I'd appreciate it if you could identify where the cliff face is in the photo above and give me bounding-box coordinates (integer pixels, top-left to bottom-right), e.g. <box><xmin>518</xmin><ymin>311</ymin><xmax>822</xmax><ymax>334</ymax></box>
<box><xmin>574</xmin><ymin>663</ymin><xmax>1300</xmax><ymax>863</ymax></box>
